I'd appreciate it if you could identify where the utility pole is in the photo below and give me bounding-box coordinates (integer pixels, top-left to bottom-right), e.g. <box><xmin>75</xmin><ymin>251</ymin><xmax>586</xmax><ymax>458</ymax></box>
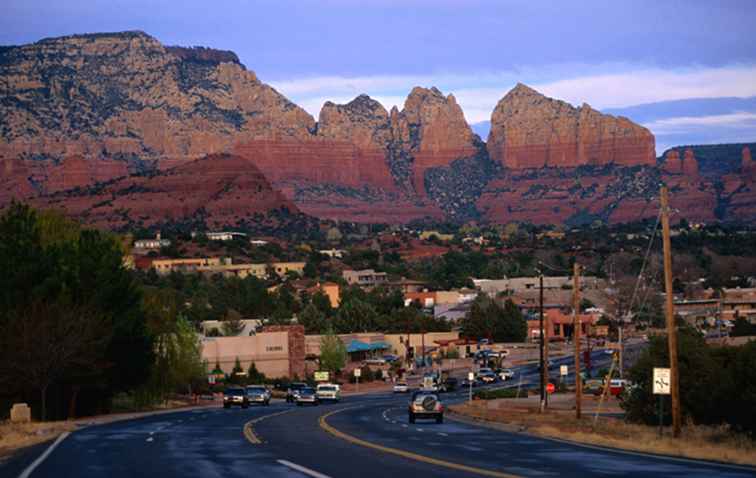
<box><xmin>661</xmin><ymin>185</ymin><xmax>682</xmax><ymax>437</ymax></box>
<box><xmin>539</xmin><ymin>271</ymin><xmax>545</xmax><ymax>411</ymax></box>
<box><xmin>543</xmin><ymin>277</ymin><xmax>550</xmax><ymax>409</ymax></box>
<box><xmin>573</xmin><ymin>262</ymin><xmax>582</xmax><ymax>420</ymax></box>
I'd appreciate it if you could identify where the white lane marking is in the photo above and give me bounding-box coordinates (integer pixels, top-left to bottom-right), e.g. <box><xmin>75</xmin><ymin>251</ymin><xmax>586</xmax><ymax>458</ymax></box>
<box><xmin>437</xmin><ymin>432</ymin><xmax>449</xmax><ymax>437</ymax></box>
<box><xmin>146</xmin><ymin>437</ymin><xmax>154</xmax><ymax>442</ymax></box>
<box><xmin>401</xmin><ymin>424</ymin><xmax>408</xmax><ymax>428</ymax></box>
<box><xmin>18</xmin><ymin>431</ymin><xmax>70</xmax><ymax>478</ymax></box>
<box><xmin>417</xmin><ymin>428</ymin><xmax>424</xmax><ymax>432</ymax></box>
<box><xmin>277</xmin><ymin>459</ymin><xmax>332</xmax><ymax>478</ymax></box>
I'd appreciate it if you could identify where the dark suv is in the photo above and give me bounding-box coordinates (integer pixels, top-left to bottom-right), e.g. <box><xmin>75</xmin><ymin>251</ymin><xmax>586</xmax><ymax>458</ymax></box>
<box><xmin>223</xmin><ymin>387</ymin><xmax>249</xmax><ymax>409</ymax></box>
<box><xmin>286</xmin><ymin>382</ymin><xmax>308</xmax><ymax>403</ymax></box>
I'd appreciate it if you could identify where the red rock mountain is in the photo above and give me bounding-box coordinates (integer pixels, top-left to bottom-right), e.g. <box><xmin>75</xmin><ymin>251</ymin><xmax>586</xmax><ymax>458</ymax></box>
<box><xmin>1</xmin><ymin>32</ymin><xmax>754</xmax><ymax>226</ymax></box>
<box><xmin>487</xmin><ymin>84</ymin><xmax>655</xmax><ymax>169</ymax></box>
<box><xmin>38</xmin><ymin>154</ymin><xmax>298</xmax><ymax>229</ymax></box>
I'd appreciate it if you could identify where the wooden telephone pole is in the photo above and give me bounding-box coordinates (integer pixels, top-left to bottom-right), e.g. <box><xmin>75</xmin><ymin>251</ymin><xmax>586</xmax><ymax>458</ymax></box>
<box><xmin>660</xmin><ymin>186</ymin><xmax>682</xmax><ymax>437</ymax></box>
<box><xmin>573</xmin><ymin>262</ymin><xmax>582</xmax><ymax>419</ymax></box>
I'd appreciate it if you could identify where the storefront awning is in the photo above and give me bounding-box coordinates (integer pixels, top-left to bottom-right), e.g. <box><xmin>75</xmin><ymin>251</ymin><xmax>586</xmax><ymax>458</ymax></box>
<box><xmin>346</xmin><ymin>340</ymin><xmax>390</xmax><ymax>353</ymax></box>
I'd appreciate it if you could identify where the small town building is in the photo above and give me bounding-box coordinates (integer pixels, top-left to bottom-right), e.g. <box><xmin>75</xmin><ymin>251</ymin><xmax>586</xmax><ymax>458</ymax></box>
<box><xmin>133</xmin><ymin>233</ymin><xmax>170</xmax><ymax>250</ymax></box>
<box><xmin>318</xmin><ymin>248</ymin><xmax>345</xmax><ymax>259</ymax></box>
<box><xmin>343</xmin><ymin>269</ymin><xmax>389</xmax><ymax>288</ymax></box>
<box><xmin>201</xmin><ymin>325</ymin><xmax>304</xmax><ymax>378</ymax></box>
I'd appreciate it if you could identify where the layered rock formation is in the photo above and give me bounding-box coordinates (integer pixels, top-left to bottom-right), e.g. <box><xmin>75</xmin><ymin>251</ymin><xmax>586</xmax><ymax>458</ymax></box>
<box><xmin>743</xmin><ymin>146</ymin><xmax>755</xmax><ymax>177</ymax></box>
<box><xmin>1</xmin><ymin>32</ymin><xmax>483</xmax><ymax>222</ymax></box>
<box><xmin>2</xmin><ymin>32</ymin><xmax>754</xmax><ymax>227</ymax></box>
<box><xmin>0</xmin><ymin>30</ymin><xmax>314</xmax><ymax>190</ymax></box>
<box><xmin>487</xmin><ymin>84</ymin><xmax>656</xmax><ymax>170</ymax></box>
<box><xmin>38</xmin><ymin>154</ymin><xmax>298</xmax><ymax>229</ymax></box>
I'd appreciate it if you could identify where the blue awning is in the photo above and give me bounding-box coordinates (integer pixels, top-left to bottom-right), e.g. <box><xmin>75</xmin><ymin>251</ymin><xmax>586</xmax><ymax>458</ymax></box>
<box><xmin>346</xmin><ymin>340</ymin><xmax>390</xmax><ymax>353</ymax></box>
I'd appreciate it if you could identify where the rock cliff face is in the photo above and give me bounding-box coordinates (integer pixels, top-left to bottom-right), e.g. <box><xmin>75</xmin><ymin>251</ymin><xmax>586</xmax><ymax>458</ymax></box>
<box><xmin>0</xmin><ymin>31</ymin><xmax>314</xmax><ymax>187</ymax></box>
<box><xmin>38</xmin><ymin>154</ymin><xmax>298</xmax><ymax>229</ymax></box>
<box><xmin>487</xmin><ymin>84</ymin><xmax>655</xmax><ymax>169</ymax></box>
<box><xmin>2</xmin><ymin>32</ymin><xmax>753</xmax><ymax>226</ymax></box>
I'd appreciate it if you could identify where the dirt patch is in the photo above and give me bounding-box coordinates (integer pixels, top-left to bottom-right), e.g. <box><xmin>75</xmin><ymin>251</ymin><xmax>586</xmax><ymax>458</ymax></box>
<box><xmin>0</xmin><ymin>421</ymin><xmax>76</xmax><ymax>457</ymax></box>
<box><xmin>450</xmin><ymin>401</ymin><xmax>756</xmax><ymax>466</ymax></box>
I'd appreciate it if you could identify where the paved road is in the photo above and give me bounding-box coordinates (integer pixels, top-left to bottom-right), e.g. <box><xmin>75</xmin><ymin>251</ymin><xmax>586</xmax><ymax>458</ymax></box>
<box><xmin>4</xmin><ymin>352</ymin><xmax>755</xmax><ymax>478</ymax></box>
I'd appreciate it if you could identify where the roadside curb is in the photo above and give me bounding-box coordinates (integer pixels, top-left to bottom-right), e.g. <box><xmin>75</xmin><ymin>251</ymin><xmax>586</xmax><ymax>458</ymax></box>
<box><xmin>446</xmin><ymin>409</ymin><xmax>756</xmax><ymax>472</ymax></box>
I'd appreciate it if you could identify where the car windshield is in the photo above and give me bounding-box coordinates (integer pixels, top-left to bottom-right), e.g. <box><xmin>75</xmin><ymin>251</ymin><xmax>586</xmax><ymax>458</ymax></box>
<box><xmin>396</xmin><ymin>382</ymin><xmax>407</xmax><ymax>386</ymax></box>
<box><xmin>412</xmin><ymin>392</ymin><xmax>437</xmax><ymax>402</ymax></box>
<box><xmin>318</xmin><ymin>386</ymin><xmax>336</xmax><ymax>391</ymax></box>
<box><xmin>247</xmin><ymin>387</ymin><xmax>266</xmax><ymax>393</ymax></box>
<box><xmin>225</xmin><ymin>389</ymin><xmax>244</xmax><ymax>396</ymax></box>
<box><xmin>291</xmin><ymin>383</ymin><xmax>307</xmax><ymax>389</ymax></box>
<box><xmin>300</xmin><ymin>388</ymin><xmax>316</xmax><ymax>395</ymax></box>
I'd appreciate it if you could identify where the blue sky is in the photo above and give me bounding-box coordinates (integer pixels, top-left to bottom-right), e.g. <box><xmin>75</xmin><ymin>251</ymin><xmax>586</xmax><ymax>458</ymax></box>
<box><xmin>3</xmin><ymin>0</ymin><xmax>756</xmax><ymax>152</ymax></box>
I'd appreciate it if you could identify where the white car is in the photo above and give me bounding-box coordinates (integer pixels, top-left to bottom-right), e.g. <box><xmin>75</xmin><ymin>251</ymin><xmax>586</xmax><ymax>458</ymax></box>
<box><xmin>315</xmin><ymin>383</ymin><xmax>341</xmax><ymax>402</ymax></box>
<box><xmin>393</xmin><ymin>382</ymin><xmax>410</xmax><ymax>393</ymax></box>
<box><xmin>498</xmin><ymin>369</ymin><xmax>515</xmax><ymax>380</ymax></box>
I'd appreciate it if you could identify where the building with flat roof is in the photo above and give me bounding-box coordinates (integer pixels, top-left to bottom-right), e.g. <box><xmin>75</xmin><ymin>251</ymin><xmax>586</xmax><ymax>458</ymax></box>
<box><xmin>134</xmin><ymin>233</ymin><xmax>170</xmax><ymax>250</ymax></box>
<box><xmin>343</xmin><ymin>269</ymin><xmax>388</xmax><ymax>288</ymax></box>
<box><xmin>152</xmin><ymin>257</ymin><xmax>224</xmax><ymax>275</ymax></box>
<box><xmin>201</xmin><ymin>325</ymin><xmax>304</xmax><ymax>378</ymax></box>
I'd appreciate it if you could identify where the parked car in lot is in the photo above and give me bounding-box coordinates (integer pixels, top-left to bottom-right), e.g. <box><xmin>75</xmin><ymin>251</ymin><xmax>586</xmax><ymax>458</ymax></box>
<box><xmin>461</xmin><ymin>377</ymin><xmax>481</xmax><ymax>388</ymax></box>
<box><xmin>316</xmin><ymin>383</ymin><xmax>341</xmax><ymax>402</ymax></box>
<box><xmin>296</xmin><ymin>387</ymin><xmax>319</xmax><ymax>406</ymax></box>
<box><xmin>478</xmin><ymin>371</ymin><xmax>498</xmax><ymax>383</ymax></box>
<box><xmin>286</xmin><ymin>382</ymin><xmax>308</xmax><ymax>403</ymax></box>
<box><xmin>223</xmin><ymin>387</ymin><xmax>249</xmax><ymax>409</ymax></box>
<box><xmin>393</xmin><ymin>382</ymin><xmax>410</xmax><ymax>393</ymax></box>
<box><xmin>497</xmin><ymin>369</ymin><xmax>515</xmax><ymax>381</ymax></box>
<box><xmin>246</xmin><ymin>385</ymin><xmax>271</xmax><ymax>406</ymax></box>
<box><xmin>408</xmin><ymin>391</ymin><xmax>444</xmax><ymax>424</ymax></box>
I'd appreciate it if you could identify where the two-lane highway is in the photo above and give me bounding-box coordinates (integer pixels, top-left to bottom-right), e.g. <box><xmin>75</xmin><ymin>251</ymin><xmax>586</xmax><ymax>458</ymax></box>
<box><xmin>4</xmin><ymin>352</ymin><xmax>755</xmax><ymax>478</ymax></box>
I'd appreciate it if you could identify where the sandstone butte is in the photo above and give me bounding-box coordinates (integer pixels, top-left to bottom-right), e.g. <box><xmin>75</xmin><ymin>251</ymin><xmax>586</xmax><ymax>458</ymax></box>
<box><xmin>1</xmin><ymin>31</ymin><xmax>754</xmax><ymax>226</ymax></box>
<box><xmin>487</xmin><ymin>83</ymin><xmax>656</xmax><ymax>169</ymax></box>
<box><xmin>37</xmin><ymin>154</ymin><xmax>299</xmax><ymax>229</ymax></box>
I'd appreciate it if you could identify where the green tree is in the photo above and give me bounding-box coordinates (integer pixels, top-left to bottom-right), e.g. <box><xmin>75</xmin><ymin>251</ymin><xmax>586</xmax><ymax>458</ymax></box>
<box><xmin>221</xmin><ymin>309</ymin><xmax>245</xmax><ymax>336</ymax></box>
<box><xmin>460</xmin><ymin>296</ymin><xmax>526</xmax><ymax>343</ymax></box>
<box><xmin>731</xmin><ymin>317</ymin><xmax>756</xmax><ymax>337</ymax></box>
<box><xmin>336</xmin><ymin>298</ymin><xmax>378</xmax><ymax>333</ymax></box>
<box><xmin>0</xmin><ymin>203</ymin><xmax>152</xmax><ymax>418</ymax></box>
<box><xmin>299</xmin><ymin>303</ymin><xmax>327</xmax><ymax>334</ymax></box>
<box><xmin>319</xmin><ymin>328</ymin><xmax>347</xmax><ymax>375</ymax></box>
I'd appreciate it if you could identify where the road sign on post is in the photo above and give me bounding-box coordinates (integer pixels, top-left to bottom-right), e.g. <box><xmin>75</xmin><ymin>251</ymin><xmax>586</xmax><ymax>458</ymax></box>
<box><xmin>468</xmin><ymin>371</ymin><xmax>474</xmax><ymax>403</ymax></box>
<box><xmin>354</xmin><ymin>368</ymin><xmax>361</xmax><ymax>393</ymax></box>
<box><xmin>560</xmin><ymin>365</ymin><xmax>568</xmax><ymax>376</ymax></box>
<box><xmin>546</xmin><ymin>383</ymin><xmax>555</xmax><ymax>394</ymax></box>
<box><xmin>653</xmin><ymin>367</ymin><xmax>671</xmax><ymax>436</ymax></box>
<box><xmin>314</xmin><ymin>371</ymin><xmax>329</xmax><ymax>382</ymax></box>
<box><xmin>653</xmin><ymin>368</ymin><xmax>671</xmax><ymax>395</ymax></box>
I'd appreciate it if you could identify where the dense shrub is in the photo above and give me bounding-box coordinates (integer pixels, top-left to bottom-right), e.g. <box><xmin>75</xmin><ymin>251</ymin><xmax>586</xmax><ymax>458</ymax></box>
<box><xmin>622</xmin><ymin>327</ymin><xmax>756</xmax><ymax>436</ymax></box>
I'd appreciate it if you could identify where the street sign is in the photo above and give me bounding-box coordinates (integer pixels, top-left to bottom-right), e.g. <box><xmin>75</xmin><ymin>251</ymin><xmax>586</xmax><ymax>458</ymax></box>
<box><xmin>468</xmin><ymin>372</ymin><xmax>474</xmax><ymax>381</ymax></box>
<box><xmin>314</xmin><ymin>371</ymin><xmax>329</xmax><ymax>382</ymax></box>
<box><xmin>560</xmin><ymin>365</ymin><xmax>568</xmax><ymax>376</ymax></box>
<box><xmin>353</xmin><ymin>368</ymin><xmax>361</xmax><ymax>378</ymax></box>
<box><xmin>653</xmin><ymin>367</ymin><xmax>671</xmax><ymax>395</ymax></box>
<box><xmin>546</xmin><ymin>383</ymin><xmax>555</xmax><ymax>394</ymax></box>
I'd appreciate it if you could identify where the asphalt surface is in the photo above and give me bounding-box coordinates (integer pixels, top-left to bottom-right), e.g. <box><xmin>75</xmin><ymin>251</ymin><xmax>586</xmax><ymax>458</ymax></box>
<box><xmin>3</xmin><ymin>347</ymin><xmax>755</xmax><ymax>478</ymax></box>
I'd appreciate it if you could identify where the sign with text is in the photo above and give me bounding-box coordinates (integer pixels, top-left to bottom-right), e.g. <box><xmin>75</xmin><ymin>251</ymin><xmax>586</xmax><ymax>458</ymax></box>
<box><xmin>653</xmin><ymin>367</ymin><xmax>671</xmax><ymax>395</ymax></box>
<box><xmin>560</xmin><ymin>365</ymin><xmax>568</xmax><ymax>376</ymax></box>
<box><xmin>314</xmin><ymin>371</ymin><xmax>329</xmax><ymax>382</ymax></box>
<box><xmin>353</xmin><ymin>368</ymin><xmax>361</xmax><ymax>378</ymax></box>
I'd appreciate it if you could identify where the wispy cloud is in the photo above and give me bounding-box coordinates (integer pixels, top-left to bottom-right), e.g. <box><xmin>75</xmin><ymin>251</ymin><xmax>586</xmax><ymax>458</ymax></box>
<box><xmin>270</xmin><ymin>64</ymin><xmax>756</xmax><ymax>124</ymax></box>
<box><xmin>644</xmin><ymin>112</ymin><xmax>756</xmax><ymax>135</ymax></box>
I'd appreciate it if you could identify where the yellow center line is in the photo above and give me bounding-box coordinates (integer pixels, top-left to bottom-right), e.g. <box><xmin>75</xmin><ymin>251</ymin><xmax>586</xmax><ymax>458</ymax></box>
<box><xmin>244</xmin><ymin>409</ymin><xmax>292</xmax><ymax>445</ymax></box>
<box><xmin>319</xmin><ymin>406</ymin><xmax>522</xmax><ymax>478</ymax></box>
